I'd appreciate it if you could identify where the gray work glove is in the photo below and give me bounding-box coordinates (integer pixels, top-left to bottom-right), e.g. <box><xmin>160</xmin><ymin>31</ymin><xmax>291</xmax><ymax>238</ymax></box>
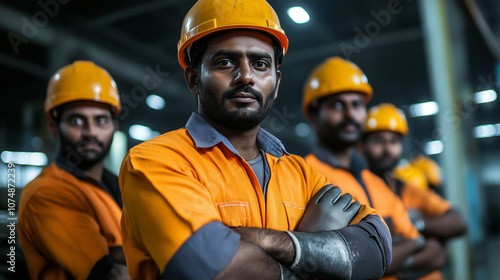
<box><xmin>297</xmin><ymin>184</ymin><xmax>361</xmax><ymax>232</ymax></box>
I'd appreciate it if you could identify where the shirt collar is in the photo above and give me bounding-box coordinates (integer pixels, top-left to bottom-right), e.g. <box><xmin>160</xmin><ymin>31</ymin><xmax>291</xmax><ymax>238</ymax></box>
<box><xmin>185</xmin><ymin>112</ymin><xmax>288</xmax><ymax>158</ymax></box>
<box><xmin>312</xmin><ymin>143</ymin><xmax>368</xmax><ymax>175</ymax></box>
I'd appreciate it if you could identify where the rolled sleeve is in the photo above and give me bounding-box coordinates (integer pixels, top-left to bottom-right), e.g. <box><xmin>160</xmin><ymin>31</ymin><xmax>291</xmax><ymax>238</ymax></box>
<box><xmin>162</xmin><ymin>221</ymin><xmax>240</xmax><ymax>280</ymax></box>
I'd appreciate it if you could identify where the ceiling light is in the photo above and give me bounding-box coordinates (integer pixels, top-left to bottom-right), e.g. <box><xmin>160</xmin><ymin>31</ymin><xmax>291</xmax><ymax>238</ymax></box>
<box><xmin>474</xmin><ymin>123</ymin><xmax>500</xmax><ymax>138</ymax></box>
<box><xmin>425</xmin><ymin>140</ymin><xmax>443</xmax><ymax>155</ymax></box>
<box><xmin>129</xmin><ymin>124</ymin><xmax>160</xmax><ymax>141</ymax></box>
<box><xmin>409</xmin><ymin>101</ymin><xmax>439</xmax><ymax>117</ymax></box>
<box><xmin>287</xmin><ymin>6</ymin><xmax>310</xmax><ymax>24</ymax></box>
<box><xmin>1</xmin><ymin>151</ymin><xmax>48</xmax><ymax>166</ymax></box>
<box><xmin>146</xmin><ymin>94</ymin><xmax>165</xmax><ymax>110</ymax></box>
<box><xmin>475</xmin><ymin>89</ymin><xmax>497</xmax><ymax>104</ymax></box>
<box><xmin>295</xmin><ymin>122</ymin><xmax>311</xmax><ymax>137</ymax></box>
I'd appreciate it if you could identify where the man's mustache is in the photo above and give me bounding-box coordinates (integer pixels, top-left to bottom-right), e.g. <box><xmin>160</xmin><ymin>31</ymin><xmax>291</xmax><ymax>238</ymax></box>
<box><xmin>337</xmin><ymin>120</ymin><xmax>361</xmax><ymax>130</ymax></box>
<box><xmin>223</xmin><ymin>85</ymin><xmax>263</xmax><ymax>103</ymax></box>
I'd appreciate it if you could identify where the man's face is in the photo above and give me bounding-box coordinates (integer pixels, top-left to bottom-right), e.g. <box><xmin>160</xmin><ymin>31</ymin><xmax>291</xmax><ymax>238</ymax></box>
<box><xmin>57</xmin><ymin>103</ymin><xmax>116</xmax><ymax>169</ymax></box>
<box><xmin>314</xmin><ymin>92</ymin><xmax>367</xmax><ymax>151</ymax></box>
<box><xmin>192</xmin><ymin>30</ymin><xmax>281</xmax><ymax>130</ymax></box>
<box><xmin>364</xmin><ymin>131</ymin><xmax>403</xmax><ymax>173</ymax></box>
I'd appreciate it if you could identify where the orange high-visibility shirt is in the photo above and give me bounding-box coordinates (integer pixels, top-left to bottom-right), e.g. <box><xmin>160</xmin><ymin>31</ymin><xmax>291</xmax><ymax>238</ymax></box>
<box><xmin>120</xmin><ymin>113</ymin><xmax>386</xmax><ymax>279</ymax></box>
<box><xmin>392</xmin><ymin>179</ymin><xmax>451</xmax><ymax>217</ymax></box>
<box><xmin>18</xmin><ymin>163</ymin><xmax>123</xmax><ymax>280</ymax></box>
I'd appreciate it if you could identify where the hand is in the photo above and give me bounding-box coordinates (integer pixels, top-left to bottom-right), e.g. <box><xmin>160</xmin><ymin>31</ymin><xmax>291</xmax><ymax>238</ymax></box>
<box><xmin>297</xmin><ymin>184</ymin><xmax>361</xmax><ymax>232</ymax></box>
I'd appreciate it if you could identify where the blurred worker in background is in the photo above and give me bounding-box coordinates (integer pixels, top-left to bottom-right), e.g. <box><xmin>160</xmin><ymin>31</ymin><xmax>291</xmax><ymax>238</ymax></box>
<box><xmin>303</xmin><ymin>57</ymin><xmax>446</xmax><ymax>280</ymax></box>
<box><xmin>18</xmin><ymin>61</ymin><xmax>128</xmax><ymax>280</ymax></box>
<box><xmin>119</xmin><ymin>0</ymin><xmax>392</xmax><ymax>279</ymax></box>
<box><xmin>363</xmin><ymin>103</ymin><xmax>467</xmax><ymax>279</ymax></box>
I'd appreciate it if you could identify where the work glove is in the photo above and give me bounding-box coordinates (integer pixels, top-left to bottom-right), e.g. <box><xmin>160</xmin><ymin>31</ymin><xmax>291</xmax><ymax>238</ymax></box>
<box><xmin>297</xmin><ymin>184</ymin><xmax>361</xmax><ymax>232</ymax></box>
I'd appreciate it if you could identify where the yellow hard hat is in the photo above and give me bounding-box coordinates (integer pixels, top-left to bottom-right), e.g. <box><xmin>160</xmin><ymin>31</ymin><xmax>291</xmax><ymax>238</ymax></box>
<box><xmin>302</xmin><ymin>57</ymin><xmax>373</xmax><ymax>116</ymax></box>
<box><xmin>365</xmin><ymin>103</ymin><xmax>409</xmax><ymax>136</ymax></box>
<box><xmin>177</xmin><ymin>0</ymin><xmax>289</xmax><ymax>69</ymax></box>
<box><xmin>411</xmin><ymin>155</ymin><xmax>442</xmax><ymax>187</ymax></box>
<box><xmin>45</xmin><ymin>61</ymin><xmax>121</xmax><ymax>119</ymax></box>
<box><xmin>393</xmin><ymin>163</ymin><xmax>428</xmax><ymax>190</ymax></box>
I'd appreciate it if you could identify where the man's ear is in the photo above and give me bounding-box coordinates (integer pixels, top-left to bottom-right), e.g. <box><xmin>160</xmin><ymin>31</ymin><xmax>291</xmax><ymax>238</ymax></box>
<box><xmin>113</xmin><ymin>119</ymin><xmax>119</xmax><ymax>132</ymax></box>
<box><xmin>48</xmin><ymin>120</ymin><xmax>60</xmax><ymax>139</ymax></box>
<box><xmin>184</xmin><ymin>66</ymin><xmax>200</xmax><ymax>95</ymax></box>
<box><xmin>273</xmin><ymin>70</ymin><xmax>281</xmax><ymax>100</ymax></box>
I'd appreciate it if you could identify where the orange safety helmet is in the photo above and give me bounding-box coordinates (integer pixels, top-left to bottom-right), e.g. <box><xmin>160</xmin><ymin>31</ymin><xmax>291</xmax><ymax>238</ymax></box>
<box><xmin>177</xmin><ymin>0</ymin><xmax>289</xmax><ymax>69</ymax></box>
<box><xmin>45</xmin><ymin>61</ymin><xmax>121</xmax><ymax>119</ymax></box>
<box><xmin>393</xmin><ymin>163</ymin><xmax>428</xmax><ymax>190</ymax></box>
<box><xmin>302</xmin><ymin>57</ymin><xmax>373</xmax><ymax>116</ymax></box>
<box><xmin>365</xmin><ymin>103</ymin><xmax>409</xmax><ymax>136</ymax></box>
<box><xmin>411</xmin><ymin>155</ymin><xmax>442</xmax><ymax>188</ymax></box>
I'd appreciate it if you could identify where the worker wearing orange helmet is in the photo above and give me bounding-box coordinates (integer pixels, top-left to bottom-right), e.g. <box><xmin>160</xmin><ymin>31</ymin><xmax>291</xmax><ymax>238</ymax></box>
<box><xmin>18</xmin><ymin>61</ymin><xmax>128</xmax><ymax>280</ymax></box>
<box><xmin>303</xmin><ymin>57</ymin><xmax>447</xmax><ymax>279</ymax></box>
<box><xmin>119</xmin><ymin>1</ymin><xmax>392</xmax><ymax>279</ymax></box>
<box><xmin>411</xmin><ymin>155</ymin><xmax>443</xmax><ymax>190</ymax></box>
<box><xmin>363</xmin><ymin>103</ymin><xmax>467</xmax><ymax>279</ymax></box>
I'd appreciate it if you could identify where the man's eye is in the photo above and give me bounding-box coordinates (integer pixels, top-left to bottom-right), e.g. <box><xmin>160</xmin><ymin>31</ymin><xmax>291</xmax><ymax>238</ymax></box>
<box><xmin>69</xmin><ymin>118</ymin><xmax>84</xmax><ymax>126</ymax></box>
<box><xmin>333</xmin><ymin>102</ymin><xmax>343</xmax><ymax>110</ymax></box>
<box><xmin>253</xmin><ymin>61</ymin><xmax>269</xmax><ymax>69</ymax></box>
<box><xmin>97</xmin><ymin>117</ymin><xmax>109</xmax><ymax>126</ymax></box>
<box><xmin>216</xmin><ymin>59</ymin><xmax>234</xmax><ymax>67</ymax></box>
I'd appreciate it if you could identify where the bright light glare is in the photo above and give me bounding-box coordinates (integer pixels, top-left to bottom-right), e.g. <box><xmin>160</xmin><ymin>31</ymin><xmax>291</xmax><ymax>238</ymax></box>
<box><xmin>295</xmin><ymin>122</ymin><xmax>311</xmax><ymax>137</ymax></box>
<box><xmin>1</xmin><ymin>151</ymin><xmax>48</xmax><ymax>166</ymax></box>
<box><xmin>129</xmin><ymin>125</ymin><xmax>160</xmax><ymax>141</ymax></box>
<box><xmin>409</xmin><ymin>101</ymin><xmax>439</xmax><ymax>117</ymax></box>
<box><xmin>475</xmin><ymin>89</ymin><xmax>497</xmax><ymax>104</ymax></box>
<box><xmin>146</xmin><ymin>94</ymin><xmax>165</xmax><ymax>110</ymax></box>
<box><xmin>474</xmin><ymin>124</ymin><xmax>500</xmax><ymax>138</ymax></box>
<box><xmin>287</xmin><ymin>6</ymin><xmax>310</xmax><ymax>24</ymax></box>
<box><xmin>425</xmin><ymin>140</ymin><xmax>443</xmax><ymax>155</ymax></box>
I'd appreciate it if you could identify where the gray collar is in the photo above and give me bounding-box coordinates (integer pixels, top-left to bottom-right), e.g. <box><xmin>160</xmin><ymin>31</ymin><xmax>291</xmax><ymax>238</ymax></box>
<box><xmin>185</xmin><ymin>112</ymin><xmax>288</xmax><ymax>158</ymax></box>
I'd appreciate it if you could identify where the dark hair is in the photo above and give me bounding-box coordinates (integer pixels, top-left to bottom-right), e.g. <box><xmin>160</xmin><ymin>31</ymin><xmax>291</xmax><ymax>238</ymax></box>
<box><xmin>187</xmin><ymin>29</ymin><xmax>283</xmax><ymax>70</ymax></box>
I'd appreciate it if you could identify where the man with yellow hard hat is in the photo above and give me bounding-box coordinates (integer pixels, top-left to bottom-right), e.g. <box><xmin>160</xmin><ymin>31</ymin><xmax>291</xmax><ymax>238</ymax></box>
<box><xmin>302</xmin><ymin>57</ymin><xmax>446</xmax><ymax>279</ymax></box>
<box><xmin>363</xmin><ymin>103</ymin><xmax>467</xmax><ymax>279</ymax></box>
<box><xmin>119</xmin><ymin>1</ymin><xmax>392</xmax><ymax>279</ymax></box>
<box><xmin>18</xmin><ymin>61</ymin><xmax>128</xmax><ymax>279</ymax></box>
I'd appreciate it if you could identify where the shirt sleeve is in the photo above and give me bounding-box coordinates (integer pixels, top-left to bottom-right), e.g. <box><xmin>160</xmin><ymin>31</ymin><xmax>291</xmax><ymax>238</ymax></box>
<box><xmin>402</xmin><ymin>183</ymin><xmax>452</xmax><ymax>217</ymax></box>
<box><xmin>22</xmin><ymin>187</ymin><xmax>111</xmax><ymax>279</ymax></box>
<box><xmin>120</xmin><ymin>148</ymin><xmax>239</xmax><ymax>275</ymax></box>
<box><xmin>391</xmin><ymin>191</ymin><xmax>421</xmax><ymax>239</ymax></box>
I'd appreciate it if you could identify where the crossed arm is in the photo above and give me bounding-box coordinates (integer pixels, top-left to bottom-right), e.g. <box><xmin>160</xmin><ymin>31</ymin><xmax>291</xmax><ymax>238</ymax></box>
<box><xmin>213</xmin><ymin>185</ymin><xmax>392</xmax><ymax>280</ymax></box>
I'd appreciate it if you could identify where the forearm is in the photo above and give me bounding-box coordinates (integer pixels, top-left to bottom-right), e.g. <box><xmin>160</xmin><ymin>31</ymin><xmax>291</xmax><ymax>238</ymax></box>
<box><xmin>214</xmin><ymin>240</ymin><xmax>294</xmax><ymax>280</ymax></box>
<box><xmin>386</xmin><ymin>238</ymin><xmax>422</xmax><ymax>274</ymax></box>
<box><xmin>410</xmin><ymin>239</ymin><xmax>445</xmax><ymax>271</ymax></box>
<box><xmin>422</xmin><ymin>210</ymin><xmax>467</xmax><ymax>239</ymax></box>
<box><xmin>233</xmin><ymin>227</ymin><xmax>295</xmax><ymax>265</ymax></box>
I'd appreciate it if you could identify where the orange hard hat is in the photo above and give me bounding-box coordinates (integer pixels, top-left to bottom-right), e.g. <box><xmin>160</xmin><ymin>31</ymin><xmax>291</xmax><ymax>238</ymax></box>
<box><xmin>177</xmin><ymin>0</ymin><xmax>289</xmax><ymax>69</ymax></box>
<box><xmin>302</xmin><ymin>57</ymin><xmax>373</xmax><ymax>116</ymax></box>
<box><xmin>45</xmin><ymin>61</ymin><xmax>121</xmax><ymax>119</ymax></box>
<box><xmin>365</xmin><ymin>103</ymin><xmax>409</xmax><ymax>136</ymax></box>
<box><xmin>411</xmin><ymin>155</ymin><xmax>442</xmax><ymax>187</ymax></box>
<box><xmin>393</xmin><ymin>163</ymin><xmax>428</xmax><ymax>190</ymax></box>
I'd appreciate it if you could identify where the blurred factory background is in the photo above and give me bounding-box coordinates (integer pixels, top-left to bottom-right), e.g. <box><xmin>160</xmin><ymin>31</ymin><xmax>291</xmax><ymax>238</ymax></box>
<box><xmin>1</xmin><ymin>0</ymin><xmax>499</xmax><ymax>279</ymax></box>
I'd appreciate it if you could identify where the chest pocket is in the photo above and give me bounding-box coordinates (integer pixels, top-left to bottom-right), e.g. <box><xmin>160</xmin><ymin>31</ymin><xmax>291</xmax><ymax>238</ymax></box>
<box><xmin>217</xmin><ymin>201</ymin><xmax>251</xmax><ymax>228</ymax></box>
<box><xmin>283</xmin><ymin>202</ymin><xmax>306</xmax><ymax>231</ymax></box>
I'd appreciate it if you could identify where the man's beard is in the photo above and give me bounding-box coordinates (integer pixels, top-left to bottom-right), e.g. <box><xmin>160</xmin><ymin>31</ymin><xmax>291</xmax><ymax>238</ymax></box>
<box><xmin>366</xmin><ymin>152</ymin><xmax>400</xmax><ymax>179</ymax></box>
<box><xmin>317</xmin><ymin>119</ymin><xmax>363</xmax><ymax>152</ymax></box>
<box><xmin>198</xmin><ymin>81</ymin><xmax>277</xmax><ymax>131</ymax></box>
<box><xmin>59</xmin><ymin>131</ymin><xmax>112</xmax><ymax>170</ymax></box>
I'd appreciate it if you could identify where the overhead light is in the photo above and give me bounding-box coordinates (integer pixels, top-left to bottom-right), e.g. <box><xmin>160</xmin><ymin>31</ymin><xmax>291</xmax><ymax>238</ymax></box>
<box><xmin>1</xmin><ymin>151</ymin><xmax>48</xmax><ymax>166</ymax></box>
<box><xmin>146</xmin><ymin>94</ymin><xmax>165</xmax><ymax>110</ymax></box>
<box><xmin>475</xmin><ymin>89</ymin><xmax>497</xmax><ymax>104</ymax></box>
<box><xmin>474</xmin><ymin>123</ymin><xmax>500</xmax><ymax>138</ymax></box>
<box><xmin>129</xmin><ymin>124</ymin><xmax>160</xmax><ymax>141</ymax></box>
<box><xmin>425</xmin><ymin>140</ymin><xmax>443</xmax><ymax>155</ymax></box>
<box><xmin>409</xmin><ymin>101</ymin><xmax>439</xmax><ymax>117</ymax></box>
<box><xmin>287</xmin><ymin>6</ymin><xmax>310</xmax><ymax>24</ymax></box>
<box><xmin>294</xmin><ymin>122</ymin><xmax>311</xmax><ymax>137</ymax></box>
